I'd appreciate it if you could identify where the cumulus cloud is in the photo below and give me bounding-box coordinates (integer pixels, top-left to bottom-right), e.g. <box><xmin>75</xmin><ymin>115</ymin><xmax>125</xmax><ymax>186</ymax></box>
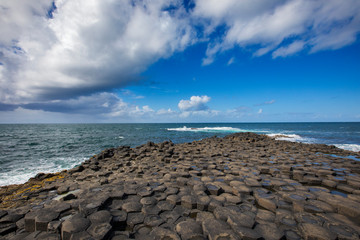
<box><xmin>193</xmin><ymin>0</ymin><xmax>360</xmax><ymax>62</ymax></box>
<box><xmin>0</xmin><ymin>0</ymin><xmax>195</xmax><ymax>104</ymax></box>
<box><xmin>178</xmin><ymin>95</ymin><xmax>211</xmax><ymax>111</ymax></box>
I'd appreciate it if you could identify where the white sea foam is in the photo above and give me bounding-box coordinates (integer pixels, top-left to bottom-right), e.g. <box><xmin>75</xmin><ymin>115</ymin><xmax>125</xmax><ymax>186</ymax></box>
<box><xmin>267</xmin><ymin>133</ymin><xmax>303</xmax><ymax>142</ymax></box>
<box><xmin>0</xmin><ymin>157</ymin><xmax>87</xmax><ymax>186</ymax></box>
<box><xmin>334</xmin><ymin>144</ymin><xmax>360</xmax><ymax>152</ymax></box>
<box><xmin>267</xmin><ymin>133</ymin><xmax>317</xmax><ymax>143</ymax></box>
<box><xmin>167</xmin><ymin>126</ymin><xmax>247</xmax><ymax>133</ymax></box>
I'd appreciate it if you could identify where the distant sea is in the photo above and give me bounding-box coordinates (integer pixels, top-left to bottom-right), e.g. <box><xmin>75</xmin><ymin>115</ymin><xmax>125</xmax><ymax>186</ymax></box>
<box><xmin>1</xmin><ymin>122</ymin><xmax>360</xmax><ymax>186</ymax></box>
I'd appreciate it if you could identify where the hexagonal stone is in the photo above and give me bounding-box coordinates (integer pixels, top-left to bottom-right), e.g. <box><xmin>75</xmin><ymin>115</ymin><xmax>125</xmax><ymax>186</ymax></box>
<box><xmin>227</xmin><ymin>211</ymin><xmax>255</xmax><ymax>229</ymax></box>
<box><xmin>35</xmin><ymin>210</ymin><xmax>59</xmax><ymax>231</ymax></box>
<box><xmin>35</xmin><ymin>232</ymin><xmax>61</xmax><ymax>240</ymax></box>
<box><xmin>69</xmin><ymin>231</ymin><xmax>93</xmax><ymax>240</ymax></box>
<box><xmin>196</xmin><ymin>212</ymin><xmax>215</xmax><ymax>223</ymax></box>
<box><xmin>256</xmin><ymin>209</ymin><xmax>275</xmax><ymax>223</ymax></box>
<box><xmin>88</xmin><ymin>210</ymin><xmax>112</xmax><ymax>224</ymax></box>
<box><xmin>206</xmin><ymin>184</ymin><xmax>223</xmax><ymax>196</ymax></box>
<box><xmin>254</xmin><ymin>223</ymin><xmax>284</xmax><ymax>240</ymax></box>
<box><xmin>175</xmin><ymin>219</ymin><xmax>203</xmax><ymax>240</ymax></box>
<box><xmin>326</xmin><ymin>223</ymin><xmax>359</xmax><ymax>239</ymax></box>
<box><xmin>24</xmin><ymin>211</ymin><xmax>38</xmax><ymax>232</ymax></box>
<box><xmin>122</xmin><ymin>202</ymin><xmax>142</xmax><ymax>213</ymax></box>
<box><xmin>137</xmin><ymin>187</ymin><xmax>153</xmax><ymax>197</ymax></box>
<box><xmin>201</xmin><ymin>218</ymin><xmax>237</xmax><ymax>240</ymax></box>
<box><xmin>255</xmin><ymin>195</ymin><xmax>277</xmax><ymax>212</ymax></box>
<box><xmin>126</xmin><ymin>212</ymin><xmax>145</xmax><ymax>229</ymax></box>
<box><xmin>157</xmin><ymin>201</ymin><xmax>175</xmax><ymax>211</ymax></box>
<box><xmin>230</xmin><ymin>225</ymin><xmax>261</xmax><ymax>240</ymax></box>
<box><xmin>140</xmin><ymin>197</ymin><xmax>157</xmax><ymax>206</ymax></box>
<box><xmin>87</xmin><ymin>222</ymin><xmax>112</xmax><ymax>239</ymax></box>
<box><xmin>142</xmin><ymin>205</ymin><xmax>161</xmax><ymax>215</ymax></box>
<box><xmin>160</xmin><ymin>211</ymin><xmax>181</xmax><ymax>224</ymax></box>
<box><xmin>111</xmin><ymin>210</ymin><xmax>127</xmax><ymax>230</ymax></box>
<box><xmin>166</xmin><ymin>195</ymin><xmax>180</xmax><ymax>205</ymax></box>
<box><xmin>244</xmin><ymin>178</ymin><xmax>261</xmax><ymax>187</ymax></box>
<box><xmin>144</xmin><ymin>215</ymin><xmax>164</xmax><ymax>227</ymax></box>
<box><xmin>299</xmin><ymin>223</ymin><xmax>335</xmax><ymax>240</ymax></box>
<box><xmin>197</xmin><ymin>195</ymin><xmax>210</xmax><ymax>211</ymax></box>
<box><xmin>61</xmin><ymin>217</ymin><xmax>90</xmax><ymax>240</ymax></box>
<box><xmin>150</xmin><ymin>227</ymin><xmax>181</xmax><ymax>240</ymax></box>
<box><xmin>48</xmin><ymin>221</ymin><xmax>62</xmax><ymax>233</ymax></box>
<box><xmin>181</xmin><ymin>195</ymin><xmax>197</xmax><ymax>209</ymax></box>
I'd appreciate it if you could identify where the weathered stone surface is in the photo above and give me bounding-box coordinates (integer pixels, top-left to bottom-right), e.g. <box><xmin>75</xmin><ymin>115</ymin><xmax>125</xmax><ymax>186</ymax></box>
<box><xmin>181</xmin><ymin>195</ymin><xmax>197</xmax><ymax>209</ymax></box>
<box><xmin>299</xmin><ymin>223</ymin><xmax>335</xmax><ymax>240</ymax></box>
<box><xmin>144</xmin><ymin>215</ymin><xmax>164</xmax><ymax>227</ymax></box>
<box><xmin>254</xmin><ymin>223</ymin><xmax>284</xmax><ymax>240</ymax></box>
<box><xmin>175</xmin><ymin>219</ymin><xmax>203</xmax><ymax>240</ymax></box>
<box><xmin>122</xmin><ymin>202</ymin><xmax>142</xmax><ymax>213</ymax></box>
<box><xmin>69</xmin><ymin>230</ymin><xmax>93</xmax><ymax>240</ymax></box>
<box><xmin>230</xmin><ymin>225</ymin><xmax>261</xmax><ymax>240</ymax></box>
<box><xmin>61</xmin><ymin>216</ymin><xmax>91</xmax><ymax>240</ymax></box>
<box><xmin>206</xmin><ymin>184</ymin><xmax>223</xmax><ymax>196</ymax></box>
<box><xmin>35</xmin><ymin>209</ymin><xmax>59</xmax><ymax>232</ymax></box>
<box><xmin>88</xmin><ymin>210</ymin><xmax>112</xmax><ymax>224</ymax></box>
<box><xmin>87</xmin><ymin>222</ymin><xmax>112</xmax><ymax>239</ymax></box>
<box><xmin>150</xmin><ymin>227</ymin><xmax>181</xmax><ymax>240</ymax></box>
<box><xmin>227</xmin><ymin>211</ymin><xmax>255</xmax><ymax>229</ymax></box>
<box><xmin>48</xmin><ymin>221</ymin><xmax>62</xmax><ymax>233</ymax></box>
<box><xmin>0</xmin><ymin>222</ymin><xmax>16</xmax><ymax>235</ymax></box>
<box><xmin>201</xmin><ymin>218</ymin><xmax>237</xmax><ymax>240</ymax></box>
<box><xmin>126</xmin><ymin>212</ymin><xmax>145</xmax><ymax>229</ymax></box>
<box><xmin>255</xmin><ymin>195</ymin><xmax>277</xmax><ymax>212</ymax></box>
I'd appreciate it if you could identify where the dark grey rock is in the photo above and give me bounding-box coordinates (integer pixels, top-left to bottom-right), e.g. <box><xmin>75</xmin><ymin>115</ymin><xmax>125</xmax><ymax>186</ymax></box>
<box><xmin>144</xmin><ymin>215</ymin><xmax>164</xmax><ymax>227</ymax></box>
<box><xmin>0</xmin><ymin>222</ymin><xmax>16</xmax><ymax>236</ymax></box>
<box><xmin>150</xmin><ymin>227</ymin><xmax>181</xmax><ymax>240</ymax></box>
<box><xmin>87</xmin><ymin>222</ymin><xmax>112</xmax><ymax>240</ymax></box>
<box><xmin>35</xmin><ymin>209</ymin><xmax>59</xmax><ymax>231</ymax></box>
<box><xmin>61</xmin><ymin>216</ymin><xmax>91</xmax><ymax>240</ymax></box>
<box><xmin>175</xmin><ymin>219</ymin><xmax>203</xmax><ymax>240</ymax></box>
<box><xmin>48</xmin><ymin>221</ymin><xmax>62</xmax><ymax>233</ymax></box>
<box><xmin>88</xmin><ymin>210</ymin><xmax>112</xmax><ymax>224</ymax></box>
<box><xmin>254</xmin><ymin>223</ymin><xmax>284</xmax><ymax>240</ymax></box>
<box><xmin>201</xmin><ymin>218</ymin><xmax>237</xmax><ymax>240</ymax></box>
<box><xmin>70</xmin><ymin>231</ymin><xmax>94</xmax><ymax>240</ymax></box>
<box><xmin>122</xmin><ymin>202</ymin><xmax>142</xmax><ymax>213</ymax></box>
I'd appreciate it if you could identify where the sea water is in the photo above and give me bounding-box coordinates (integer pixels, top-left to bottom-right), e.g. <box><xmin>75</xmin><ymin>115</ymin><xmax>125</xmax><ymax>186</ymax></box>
<box><xmin>0</xmin><ymin>122</ymin><xmax>359</xmax><ymax>186</ymax></box>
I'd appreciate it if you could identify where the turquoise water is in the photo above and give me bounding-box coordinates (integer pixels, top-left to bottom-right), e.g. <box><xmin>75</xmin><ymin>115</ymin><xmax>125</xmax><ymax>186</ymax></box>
<box><xmin>0</xmin><ymin>122</ymin><xmax>359</xmax><ymax>186</ymax></box>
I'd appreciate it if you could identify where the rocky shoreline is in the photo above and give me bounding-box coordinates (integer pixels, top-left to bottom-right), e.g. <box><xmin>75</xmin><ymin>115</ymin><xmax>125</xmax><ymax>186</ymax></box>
<box><xmin>1</xmin><ymin>132</ymin><xmax>360</xmax><ymax>240</ymax></box>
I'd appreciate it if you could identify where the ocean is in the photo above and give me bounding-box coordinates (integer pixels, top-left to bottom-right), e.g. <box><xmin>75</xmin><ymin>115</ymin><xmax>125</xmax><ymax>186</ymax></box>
<box><xmin>0</xmin><ymin>122</ymin><xmax>359</xmax><ymax>186</ymax></box>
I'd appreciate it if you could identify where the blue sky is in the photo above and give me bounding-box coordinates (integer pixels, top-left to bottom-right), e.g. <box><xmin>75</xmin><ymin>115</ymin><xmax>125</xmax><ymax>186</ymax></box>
<box><xmin>0</xmin><ymin>0</ymin><xmax>359</xmax><ymax>123</ymax></box>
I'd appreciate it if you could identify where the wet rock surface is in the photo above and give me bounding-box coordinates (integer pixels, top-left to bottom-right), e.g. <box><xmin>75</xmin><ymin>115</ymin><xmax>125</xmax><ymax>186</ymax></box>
<box><xmin>1</xmin><ymin>132</ymin><xmax>360</xmax><ymax>239</ymax></box>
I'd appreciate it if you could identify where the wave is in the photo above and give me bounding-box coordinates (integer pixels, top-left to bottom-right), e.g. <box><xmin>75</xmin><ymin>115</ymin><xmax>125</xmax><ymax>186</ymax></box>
<box><xmin>334</xmin><ymin>144</ymin><xmax>360</xmax><ymax>152</ymax></box>
<box><xmin>0</xmin><ymin>157</ymin><xmax>87</xmax><ymax>187</ymax></box>
<box><xmin>167</xmin><ymin>126</ymin><xmax>247</xmax><ymax>133</ymax></box>
<box><xmin>267</xmin><ymin>133</ymin><xmax>305</xmax><ymax>142</ymax></box>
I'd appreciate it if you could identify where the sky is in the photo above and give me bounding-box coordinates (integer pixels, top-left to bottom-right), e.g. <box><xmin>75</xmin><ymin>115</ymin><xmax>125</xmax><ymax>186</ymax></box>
<box><xmin>0</xmin><ymin>0</ymin><xmax>359</xmax><ymax>123</ymax></box>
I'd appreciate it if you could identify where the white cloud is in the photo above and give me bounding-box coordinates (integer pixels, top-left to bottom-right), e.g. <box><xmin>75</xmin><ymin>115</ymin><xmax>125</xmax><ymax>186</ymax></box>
<box><xmin>227</xmin><ymin>57</ymin><xmax>235</xmax><ymax>66</ymax></box>
<box><xmin>194</xmin><ymin>0</ymin><xmax>360</xmax><ymax>62</ymax></box>
<box><xmin>0</xmin><ymin>0</ymin><xmax>195</xmax><ymax>104</ymax></box>
<box><xmin>178</xmin><ymin>95</ymin><xmax>211</xmax><ymax>111</ymax></box>
<box><xmin>272</xmin><ymin>41</ymin><xmax>305</xmax><ymax>58</ymax></box>
<box><xmin>264</xmin><ymin>100</ymin><xmax>276</xmax><ymax>105</ymax></box>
